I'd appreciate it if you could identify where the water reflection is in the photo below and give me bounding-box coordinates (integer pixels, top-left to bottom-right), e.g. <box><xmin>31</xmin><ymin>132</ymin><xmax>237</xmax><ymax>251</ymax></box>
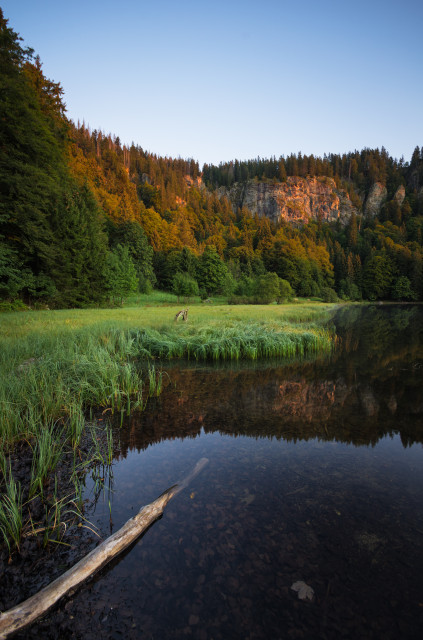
<box><xmin>118</xmin><ymin>305</ymin><xmax>423</xmax><ymax>453</ymax></box>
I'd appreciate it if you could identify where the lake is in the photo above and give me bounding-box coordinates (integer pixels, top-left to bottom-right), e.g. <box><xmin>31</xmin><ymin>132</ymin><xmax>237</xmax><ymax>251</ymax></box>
<box><xmin>30</xmin><ymin>305</ymin><xmax>423</xmax><ymax>639</ymax></box>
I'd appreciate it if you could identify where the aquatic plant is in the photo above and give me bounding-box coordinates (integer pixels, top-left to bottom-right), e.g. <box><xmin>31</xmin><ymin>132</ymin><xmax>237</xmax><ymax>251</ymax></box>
<box><xmin>0</xmin><ymin>464</ymin><xmax>23</xmax><ymax>553</ymax></box>
<box><xmin>130</xmin><ymin>320</ymin><xmax>333</xmax><ymax>362</ymax></box>
<box><xmin>29</xmin><ymin>422</ymin><xmax>64</xmax><ymax>498</ymax></box>
<box><xmin>68</xmin><ymin>400</ymin><xmax>85</xmax><ymax>447</ymax></box>
<box><xmin>147</xmin><ymin>364</ymin><xmax>165</xmax><ymax>397</ymax></box>
<box><xmin>41</xmin><ymin>479</ymin><xmax>74</xmax><ymax>547</ymax></box>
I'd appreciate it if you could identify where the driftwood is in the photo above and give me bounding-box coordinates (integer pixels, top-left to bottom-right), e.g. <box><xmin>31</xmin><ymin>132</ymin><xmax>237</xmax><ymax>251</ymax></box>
<box><xmin>0</xmin><ymin>458</ymin><xmax>209</xmax><ymax>639</ymax></box>
<box><xmin>174</xmin><ymin>308</ymin><xmax>188</xmax><ymax>322</ymax></box>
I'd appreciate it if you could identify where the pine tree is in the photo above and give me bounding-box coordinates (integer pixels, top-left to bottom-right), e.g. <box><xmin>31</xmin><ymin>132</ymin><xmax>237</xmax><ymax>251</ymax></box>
<box><xmin>49</xmin><ymin>184</ymin><xmax>108</xmax><ymax>307</ymax></box>
<box><xmin>346</xmin><ymin>212</ymin><xmax>358</xmax><ymax>248</ymax></box>
<box><xmin>109</xmin><ymin>220</ymin><xmax>155</xmax><ymax>289</ymax></box>
<box><xmin>0</xmin><ymin>10</ymin><xmax>67</xmax><ymax>301</ymax></box>
<box><xmin>277</xmin><ymin>158</ymin><xmax>287</xmax><ymax>182</ymax></box>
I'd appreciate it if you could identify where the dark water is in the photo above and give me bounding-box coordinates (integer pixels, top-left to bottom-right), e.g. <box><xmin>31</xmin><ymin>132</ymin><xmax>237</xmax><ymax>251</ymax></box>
<box><xmin>48</xmin><ymin>306</ymin><xmax>423</xmax><ymax>638</ymax></box>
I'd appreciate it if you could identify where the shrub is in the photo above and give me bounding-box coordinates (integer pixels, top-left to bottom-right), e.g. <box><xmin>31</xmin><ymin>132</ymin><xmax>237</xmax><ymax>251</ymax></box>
<box><xmin>139</xmin><ymin>277</ymin><xmax>153</xmax><ymax>294</ymax></box>
<box><xmin>278</xmin><ymin>279</ymin><xmax>294</xmax><ymax>302</ymax></box>
<box><xmin>391</xmin><ymin>276</ymin><xmax>416</xmax><ymax>301</ymax></box>
<box><xmin>0</xmin><ymin>300</ymin><xmax>30</xmax><ymax>313</ymax></box>
<box><xmin>321</xmin><ymin>287</ymin><xmax>338</xmax><ymax>303</ymax></box>
<box><xmin>339</xmin><ymin>279</ymin><xmax>361</xmax><ymax>301</ymax></box>
<box><xmin>253</xmin><ymin>272</ymin><xmax>280</xmax><ymax>303</ymax></box>
<box><xmin>172</xmin><ymin>272</ymin><xmax>199</xmax><ymax>302</ymax></box>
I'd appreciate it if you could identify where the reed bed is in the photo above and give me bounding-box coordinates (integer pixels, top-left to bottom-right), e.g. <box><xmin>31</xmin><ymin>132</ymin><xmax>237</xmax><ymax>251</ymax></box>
<box><xmin>131</xmin><ymin>320</ymin><xmax>332</xmax><ymax>361</ymax></box>
<box><xmin>0</xmin><ymin>328</ymin><xmax>146</xmax><ymax>445</ymax></box>
<box><xmin>0</xmin><ymin>327</ymin><xmax>152</xmax><ymax>551</ymax></box>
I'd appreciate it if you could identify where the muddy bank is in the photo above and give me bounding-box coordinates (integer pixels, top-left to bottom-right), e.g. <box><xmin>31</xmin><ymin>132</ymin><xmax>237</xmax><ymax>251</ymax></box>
<box><xmin>0</xmin><ymin>421</ymin><xmax>114</xmax><ymax>617</ymax></box>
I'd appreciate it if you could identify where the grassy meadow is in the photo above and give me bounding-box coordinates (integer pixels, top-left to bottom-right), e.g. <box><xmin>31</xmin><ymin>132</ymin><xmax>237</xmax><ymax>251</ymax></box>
<box><xmin>0</xmin><ymin>294</ymin><xmax>338</xmax><ymax>552</ymax></box>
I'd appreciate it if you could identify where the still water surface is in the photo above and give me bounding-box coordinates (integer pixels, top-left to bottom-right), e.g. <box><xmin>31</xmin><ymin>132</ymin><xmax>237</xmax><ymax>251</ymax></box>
<box><xmin>74</xmin><ymin>306</ymin><xmax>423</xmax><ymax>638</ymax></box>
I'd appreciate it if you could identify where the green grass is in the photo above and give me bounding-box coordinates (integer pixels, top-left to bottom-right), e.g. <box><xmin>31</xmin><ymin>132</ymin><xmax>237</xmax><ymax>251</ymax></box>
<box><xmin>0</xmin><ymin>463</ymin><xmax>23</xmax><ymax>553</ymax></box>
<box><xmin>0</xmin><ymin>298</ymin><xmax>336</xmax><ymax>337</ymax></box>
<box><xmin>30</xmin><ymin>422</ymin><xmax>64</xmax><ymax>498</ymax></box>
<box><xmin>129</xmin><ymin>320</ymin><xmax>332</xmax><ymax>361</ymax></box>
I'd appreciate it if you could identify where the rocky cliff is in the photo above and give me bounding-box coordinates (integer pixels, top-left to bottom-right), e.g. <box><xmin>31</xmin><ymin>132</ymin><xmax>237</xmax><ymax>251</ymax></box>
<box><xmin>363</xmin><ymin>182</ymin><xmax>388</xmax><ymax>216</ymax></box>
<box><xmin>363</xmin><ymin>183</ymin><xmax>408</xmax><ymax>216</ymax></box>
<box><xmin>393</xmin><ymin>184</ymin><xmax>406</xmax><ymax>206</ymax></box>
<box><xmin>218</xmin><ymin>177</ymin><xmax>357</xmax><ymax>225</ymax></box>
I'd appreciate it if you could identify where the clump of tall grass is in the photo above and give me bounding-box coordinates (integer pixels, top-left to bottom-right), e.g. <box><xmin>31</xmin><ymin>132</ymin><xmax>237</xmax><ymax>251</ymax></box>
<box><xmin>130</xmin><ymin>320</ymin><xmax>333</xmax><ymax>362</ymax></box>
<box><xmin>41</xmin><ymin>490</ymin><xmax>71</xmax><ymax>547</ymax></box>
<box><xmin>0</xmin><ymin>463</ymin><xmax>23</xmax><ymax>554</ymax></box>
<box><xmin>148</xmin><ymin>364</ymin><xmax>165</xmax><ymax>397</ymax></box>
<box><xmin>0</xmin><ymin>327</ymin><xmax>151</xmax><ymax>446</ymax></box>
<box><xmin>73</xmin><ymin>422</ymin><xmax>116</xmax><ymax>525</ymax></box>
<box><xmin>30</xmin><ymin>422</ymin><xmax>64</xmax><ymax>498</ymax></box>
<box><xmin>0</xmin><ymin>319</ymin><xmax>332</xmax><ymax>448</ymax></box>
<box><xmin>0</xmin><ymin>326</ymin><xmax>154</xmax><ymax>551</ymax></box>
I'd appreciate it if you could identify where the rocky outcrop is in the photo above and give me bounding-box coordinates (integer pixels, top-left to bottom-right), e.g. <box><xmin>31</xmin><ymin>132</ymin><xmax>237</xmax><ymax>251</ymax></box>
<box><xmin>141</xmin><ymin>173</ymin><xmax>152</xmax><ymax>185</ymax></box>
<box><xmin>218</xmin><ymin>177</ymin><xmax>358</xmax><ymax>225</ymax></box>
<box><xmin>364</xmin><ymin>182</ymin><xmax>387</xmax><ymax>216</ymax></box>
<box><xmin>393</xmin><ymin>184</ymin><xmax>406</xmax><ymax>207</ymax></box>
<box><xmin>184</xmin><ymin>174</ymin><xmax>203</xmax><ymax>188</ymax></box>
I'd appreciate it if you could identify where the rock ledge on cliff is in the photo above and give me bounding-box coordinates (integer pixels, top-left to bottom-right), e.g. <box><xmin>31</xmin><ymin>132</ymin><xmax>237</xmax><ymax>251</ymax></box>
<box><xmin>219</xmin><ymin>177</ymin><xmax>357</xmax><ymax>225</ymax></box>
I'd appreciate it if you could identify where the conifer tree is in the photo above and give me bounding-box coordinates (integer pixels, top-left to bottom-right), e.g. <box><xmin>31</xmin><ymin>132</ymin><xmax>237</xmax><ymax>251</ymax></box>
<box><xmin>0</xmin><ymin>10</ymin><xmax>65</xmax><ymax>301</ymax></box>
<box><xmin>109</xmin><ymin>220</ymin><xmax>155</xmax><ymax>290</ymax></box>
<box><xmin>48</xmin><ymin>184</ymin><xmax>108</xmax><ymax>307</ymax></box>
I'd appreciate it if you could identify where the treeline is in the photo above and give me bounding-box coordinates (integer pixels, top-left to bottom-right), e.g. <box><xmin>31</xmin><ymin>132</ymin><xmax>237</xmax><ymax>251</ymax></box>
<box><xmin>1</xmin><ymin>8</ymin><xmax>423</xmax><ymax>309</ymax></box>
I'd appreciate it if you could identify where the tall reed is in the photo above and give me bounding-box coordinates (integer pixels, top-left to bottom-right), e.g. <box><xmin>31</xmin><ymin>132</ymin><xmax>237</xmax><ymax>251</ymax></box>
<box><xmin>30</xmin><ymin>422</ymin><xmax>64</xmax><ymax>498</ymax></box>
<box><xmin>129</xmin><ymin>320</ymin><xmax>333</xmax><ymax>362</ymax></box>
<box><xmin>0</xmin><ymin>463</ymin><xmax>23</xmax><ymax>553</ymax></box>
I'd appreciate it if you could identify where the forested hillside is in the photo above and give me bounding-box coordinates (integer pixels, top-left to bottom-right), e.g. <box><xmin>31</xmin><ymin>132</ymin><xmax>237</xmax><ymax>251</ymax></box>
<box><xmin>1</xmin><ymin>8</ymin><xmax>423</xmax><ymax>308</ymax></box>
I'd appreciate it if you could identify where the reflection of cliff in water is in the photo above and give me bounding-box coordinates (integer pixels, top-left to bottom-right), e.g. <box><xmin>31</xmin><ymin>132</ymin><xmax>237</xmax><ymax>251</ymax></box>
<box><xmin>117</xmin><ymin>305</ymin><xmax>423</xmax><ymax>454</ymax></box>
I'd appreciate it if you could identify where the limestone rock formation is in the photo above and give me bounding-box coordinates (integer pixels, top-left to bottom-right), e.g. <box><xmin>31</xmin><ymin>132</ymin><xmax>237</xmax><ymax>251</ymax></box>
<box><xmin>218</xmin><ymin>177</ymin><xmax>358</xmax><ymax>225</ymax></box>
<box><xmin>393</xmin><ymin>184</ymin><xmax>406</xmax><ymax>207</ymax></box>
<box><xmin>364</xmin><ymin>182</ymin><xmax>387</xmax><ymax>216</ymax></box>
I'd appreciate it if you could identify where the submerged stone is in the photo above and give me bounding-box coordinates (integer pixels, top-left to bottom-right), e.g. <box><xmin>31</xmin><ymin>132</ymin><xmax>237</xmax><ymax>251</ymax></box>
<box><xmin>291</xmin><ymin>581</ymin><xmax>315</xmax><ymax>601</ymax></box>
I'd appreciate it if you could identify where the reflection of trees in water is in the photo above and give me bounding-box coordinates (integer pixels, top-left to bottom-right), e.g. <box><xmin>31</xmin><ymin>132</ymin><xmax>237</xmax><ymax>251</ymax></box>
<box><xmin>334</xmin><ymin>305</ymin><xmax>421</xmax><ymax>368</ymax></box>
<box><xmin>118</xmin><ymin>366</ymin><xmax>423</xmax><ymax>454</ymax></box>
<box><xmin>115</xmin><ymin>306</ymin><xmax>423</xmax><ymax>456</ymax></box>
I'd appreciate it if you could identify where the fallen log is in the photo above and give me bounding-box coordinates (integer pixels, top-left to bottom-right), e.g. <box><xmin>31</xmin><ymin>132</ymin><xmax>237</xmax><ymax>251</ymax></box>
<box><xmin>0</xmin><ymin>457</ymin><xmax>209</xmax><ymax>639</ymax></box>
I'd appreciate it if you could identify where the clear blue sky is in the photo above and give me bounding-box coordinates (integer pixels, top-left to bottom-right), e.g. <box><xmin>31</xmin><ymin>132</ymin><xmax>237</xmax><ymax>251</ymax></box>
<box><xmin>2</xmin><ymin>0</ymin><xmax>422</xmax><ymax>166</ymax></box>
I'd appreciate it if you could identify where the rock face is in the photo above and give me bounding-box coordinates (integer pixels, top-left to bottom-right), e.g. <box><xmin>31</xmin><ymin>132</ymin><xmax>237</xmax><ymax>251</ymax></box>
<box><xmin>218</xmin><ymin>177</ymin><xmax>357</xmax><ymax>225</ymax></box>
<box><xmin>393</xmin><ymin>184</ymin><xmax>406</xmax><ymax>207</ymax></box>
<box><xmin>364</xmin><ymin>182</ymin><xmax>387</xmax><ymax>216</ymax></box>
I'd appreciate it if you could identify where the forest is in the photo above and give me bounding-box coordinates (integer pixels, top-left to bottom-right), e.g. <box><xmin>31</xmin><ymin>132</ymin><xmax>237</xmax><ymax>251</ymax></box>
<box><xmin>1</xmin><ymin>8</ymin><xmax>423</xmax><ymax>310</ymax></box>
